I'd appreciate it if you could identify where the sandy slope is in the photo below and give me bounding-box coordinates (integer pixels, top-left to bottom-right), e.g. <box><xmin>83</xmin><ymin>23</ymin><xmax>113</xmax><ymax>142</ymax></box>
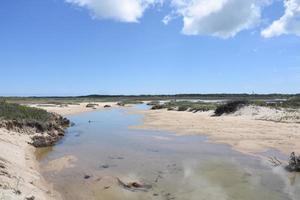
<box><xmin>0</xmin><ymin>129</ymin><xmax>61</xmax><ymax>200</ymax></box>
<box><xmin>132</xmin><ymin>106</ymin><xmax>300</xmax><ymax>155</ymax></box>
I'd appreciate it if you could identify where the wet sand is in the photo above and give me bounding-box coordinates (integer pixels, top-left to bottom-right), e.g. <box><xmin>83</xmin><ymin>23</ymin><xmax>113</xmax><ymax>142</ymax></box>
<box><xmin>132</xmin><ymin>108</ymin><xmax>300</xmax><ymax>156</ymax></box>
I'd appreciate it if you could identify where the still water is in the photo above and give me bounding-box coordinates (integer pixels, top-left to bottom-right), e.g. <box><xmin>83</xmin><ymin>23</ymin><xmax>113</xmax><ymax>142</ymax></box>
<box><xmin>37</xmin><ymin>106</ymin><xmax>300</xmax><ymax>200</ymax></box>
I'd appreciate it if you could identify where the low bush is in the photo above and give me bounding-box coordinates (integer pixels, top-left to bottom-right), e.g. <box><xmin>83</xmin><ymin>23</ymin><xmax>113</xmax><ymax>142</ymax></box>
<box><xmin>0</xmin><ymin>101</ymin><xmax>70</xmax><ymax>133</ymax></box>
<box><xmin>0</xmin><ymin>101</ymin><xmax>52</xmax><ymax>122</ymax></box>
<box><xmin>178</xmin><ymin>105</ymin><xmax>189</xmax><ymax>111</ymax></box>
<box><xmin>118</xmin><ymin>100</ymin><xmax>144</xmax><ymax>105</ymax></box>
<box><xmin>150</xmin><ymin>101</ymin><xmax>216</xmax><ymax>112</ymax></box>
<box><xmin>151</xmin><ymin>104</ymin><xmax>165</xmax><ymax>110</ymax></box>
<box><xmin>86</xmin><ymin>103</ymin><xmax>99</xmax><ymax>108</ymax></box>
<box><xmin>189</xmin><ymin>104</ymin><xmax>217</xmax><ymax>112</ymax></box>
<box><xmin>214</xmin><ymin>100</ymin><xmax>248</xmax><ymax>116</ymax></box>
<box><xmin>147</xmin><ymin>101</ymin><xmax>160</xmax><ymax>106</ymax></box>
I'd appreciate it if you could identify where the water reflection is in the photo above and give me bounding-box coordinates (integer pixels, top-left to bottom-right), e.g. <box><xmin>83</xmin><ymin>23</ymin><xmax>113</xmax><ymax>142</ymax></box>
<box><xmin>38</xmin><ymin>107</ymin><xmax>300</xmax><ymax>200</ymax></box>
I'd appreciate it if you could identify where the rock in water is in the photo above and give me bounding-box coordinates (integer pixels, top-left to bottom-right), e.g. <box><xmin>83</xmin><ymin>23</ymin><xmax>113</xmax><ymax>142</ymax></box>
<box><xmin>286</xmin><ymin>152</ymin><xmax>300</xmax><ymax>172</ymax></box>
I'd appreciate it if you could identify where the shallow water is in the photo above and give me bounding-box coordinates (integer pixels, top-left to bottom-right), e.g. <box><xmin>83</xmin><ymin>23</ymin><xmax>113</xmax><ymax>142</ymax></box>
<box><xmin>37</xmin><ymin>106</ymin><xmax>300</xmax><ymax>200</ymax></box>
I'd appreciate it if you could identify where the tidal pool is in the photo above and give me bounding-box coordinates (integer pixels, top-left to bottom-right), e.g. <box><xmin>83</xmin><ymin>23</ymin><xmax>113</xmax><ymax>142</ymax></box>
<box><xmin>37</xmin><ymin>106</ymin><xmax>300</xmax><ymax>200</ymax></box>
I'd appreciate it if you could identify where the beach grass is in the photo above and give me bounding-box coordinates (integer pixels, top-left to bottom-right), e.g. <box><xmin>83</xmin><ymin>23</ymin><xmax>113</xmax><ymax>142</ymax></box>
<box><xmin>151</xmin><ymin>101</ymin><xmax>217</xmax><ymax>112</ymax></box>
<box><xmin>0</xmin><ymin>101</ymin><xmax>52</xmax><ymax>123</ymax></box>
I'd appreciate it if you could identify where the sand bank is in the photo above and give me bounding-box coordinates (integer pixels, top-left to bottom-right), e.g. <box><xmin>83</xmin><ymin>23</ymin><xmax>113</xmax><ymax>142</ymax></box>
<box><xmin>132</xmin><ymin>107</ymin><xmax>300</xmax><ymax>156</ymax></box>
<box><xmin>0</xmin><ymin>128</ymin><xmax>61</xmax><ymax>200</ymax></box>
<box><xmin>31</xmin><ymin>102</ymin><xmax>118</xmax><ymax>116</ymax></box>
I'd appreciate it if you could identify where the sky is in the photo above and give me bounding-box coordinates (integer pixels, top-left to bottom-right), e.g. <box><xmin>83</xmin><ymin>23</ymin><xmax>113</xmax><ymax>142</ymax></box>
<box><xmin>0</xmin><ymin>0</ymin><xmax>300</xmax><ymax>96</ymax></box>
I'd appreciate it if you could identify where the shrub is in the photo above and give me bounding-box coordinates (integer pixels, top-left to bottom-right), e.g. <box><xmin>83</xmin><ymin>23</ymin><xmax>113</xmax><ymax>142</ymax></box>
<box><xmin>189</xmin><ymin>104</ymin><xmax>217</xmax><ymax>112</ymax></box>
<box><xmin>0</xmin><ymin>101</ymin><xmax>52</xmax><ymax>122</ymax></box>
<box><xmin>214</xmin><ymin>100</ymin><xmax>248</xmax><ymax>116</ymax></box>
<box><xmin>118</xmin><ymin>100</ymin><xmax>144</xmax><ymax>105</ymax></box>
<box><xmin>151</xmin><ymin>101</ymin><xmax>216</xmax><ymax>112</ymax></box>
<box><xmin>177</xmin><ymin>105</ymin><xmax>189</xmax><ymax>111</ymax></box>
<box><xmin>284</xmin><ymin>97</ymin><xmax>300</xmax><ymax>108</ymax></box>
<box><xmin>0</xmin><ymin>102</ymin><xmax>70</xmax><ymax>133</ymax></box>
<box><xmin>151</xmin><ymin>104</ymin><xmax>165</xmax><ymax>110</ymax></box>
<box><xmin>147</xmin><ymin>101</ymin><xmax>160</xmax><ymax>106</ymax></box>
<box><xmin>86</xmin><ymin>103</ymin><xmax>98</xmax><ymax>108</ymax></box>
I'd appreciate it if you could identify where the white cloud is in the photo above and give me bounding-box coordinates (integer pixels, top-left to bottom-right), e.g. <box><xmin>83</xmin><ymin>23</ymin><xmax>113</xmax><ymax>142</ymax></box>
<box><xmin>169</xmin><ymin>0</ymin><xmax>266</xmax><ymax>38</ymax></box>
<box><xmin>65</xmin><ymin>0</ymin><xmax>300</xmax><ymax>39</ymax></box>
<box><xmin>65</xmin><ymin>0</ymin><xmax>162</xmax><ymax>22</ymax></box>
<box><xmin>262</xmin><ymin>0</ymin><xmax>300</xmax><ymax>38</ymax></box>
<box><xmin>162</xmin><ymin>14</ymin><xmax>172</xmax><ymax>25</ymax></box>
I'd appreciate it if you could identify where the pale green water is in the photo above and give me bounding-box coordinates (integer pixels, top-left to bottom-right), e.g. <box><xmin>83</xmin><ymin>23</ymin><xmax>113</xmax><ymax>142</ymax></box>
<box><xmin>37</xmin><ymin>105</ymin><xmax>300</xmax><ymax>200</ymax></box>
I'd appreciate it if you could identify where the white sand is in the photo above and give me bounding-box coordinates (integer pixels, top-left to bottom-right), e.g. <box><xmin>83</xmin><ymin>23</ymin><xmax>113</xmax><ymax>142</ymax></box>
<box><xmin>0</xmin><ymin>128</ymin><xmax>61</xmax><ymax>200</ymax></box>
<box><xmin>132</xmin><ymin>106</ymin><xmax>300</xmax><ymax>155</ymax></box>
<box><xmin>31</xmin><ymin>102</ymin><xmax>118</xmax><ymax>116</ymax></box>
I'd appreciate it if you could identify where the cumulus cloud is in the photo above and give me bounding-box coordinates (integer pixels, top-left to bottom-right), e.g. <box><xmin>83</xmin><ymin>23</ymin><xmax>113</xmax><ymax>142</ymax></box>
<box><xmin>65</xmin><ymin>0</ymin><xmax>300</xmax><ymax>38</ymax></box>
<box><xmin>262</xmin><ymin>0</ymin><xmax>300</xmax><ymax>37</ymax></box>
<box><xmin>168</xmin><ymin>0</ymin><xmax>266</xmax><ymax>38</ymax></box>
<box><xmin>65</xmin><ymin>0</ymin><xmax>162</xmax><ymax>22</ymax></box>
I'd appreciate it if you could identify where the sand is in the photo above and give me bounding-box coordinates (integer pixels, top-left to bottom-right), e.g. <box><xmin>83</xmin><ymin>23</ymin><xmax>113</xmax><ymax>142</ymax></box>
<box><xmin>0</xmin><ymin>128</ymin><xmax>61</xmax><ymax>200</ymax></box>
<box><xmin>43</xmin><ymin>155</ymin><xmax>77</xmax><ymax>173</ymax></box>
<box><xmin>131</xmin><ymin>106</ymin><xmax>300</xmax><ymax>156</ymax></box>
<box><xmin>30</xmin><ymin>102</ymin><xmax>118</xmax><ymax>116</ymax></box>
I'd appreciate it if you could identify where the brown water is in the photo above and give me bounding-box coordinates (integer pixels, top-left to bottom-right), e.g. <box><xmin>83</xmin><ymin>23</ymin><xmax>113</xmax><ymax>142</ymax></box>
<box><xmin>37</xmin><ymin>105</ymin><xmax>300</xmax><ymax>200</ymax></box>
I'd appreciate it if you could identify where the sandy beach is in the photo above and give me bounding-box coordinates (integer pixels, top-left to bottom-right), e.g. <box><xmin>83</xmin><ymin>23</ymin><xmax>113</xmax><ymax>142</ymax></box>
<box><xmin>30</xmin><ymin>102</ymin><xmax>118</xmax><ymax>116</ymax></box>
<box><xmin>132</xmin><ymin>106</ymin><xmax>300</xmax><ymax>156</ymax></box>
<box><xmin>0</xmin><ymin>128</ymin><xmax>61</xmax><ymax>200</ymax></box>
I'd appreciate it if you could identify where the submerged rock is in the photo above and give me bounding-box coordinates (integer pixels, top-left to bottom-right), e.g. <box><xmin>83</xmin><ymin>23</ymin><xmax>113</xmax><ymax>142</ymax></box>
<box><xmin>84</xmin><ymin>175</ymin><xmax>91</xmax><ymax>179</ymax></box>
<box><xmin>101</xmin><ymin>164</ymin><xmax>110</xmax><ymax>169</ymax></box>
<box><xmin>286</xmin><ymin>152</ymin><xmax>300</xmax><ymax>172</ymax></box>
<box><xmin>117</xmin><ymin>102</ymin><xmax>125</xmax><ymax>106</ymax></box>
<box><xmin>117</xmin><ymin>178</ymin><xmax>152</xmax><ymax>192</ymax></box>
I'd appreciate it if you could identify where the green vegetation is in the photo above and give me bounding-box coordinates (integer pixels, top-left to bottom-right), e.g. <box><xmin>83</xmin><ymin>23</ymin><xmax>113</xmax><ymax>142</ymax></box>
<box><xmin>214</xmin><ymin>100</ymin><xmax>249</xmax><ymax>116</ymax></box>
<box><xmin>249</xmin><ymin>97</ymin><xmax>300</xmax><ymax>109</ymax></box>
<box><xmin>275</xmin><ymin>97</ymin><xmax>300</xmax><ymax>108</ymax></box>
<box><xmin>86</xmin><ymin>103</ymin><xmax>99</xmax><ymax>108</ymax></box>
<box><xmin>1</xmin><ymin>94</ymin><xmax>299</xmax><ymax>112</ymax></box>
<box><xmin>151</xmin><ymin>101</ymin><xmax>217</xmax><ymax>112</ymax></box>
<box><xmin>0</xmin><ymin>101</ymin><xmax>52</xmax><ymax>123</ymax></box>
<box><xmin>1</xmin><ymin>93</ymin><xmax>298</xmax><ymax>105</ymax></box>
<box><xmin>0</xmin><ymin>101</ymin><xmax>69</xmax><ymax>136</ymax></box>
<box><xmin>117</xmin><ymin>100</ymin><xmax>144</xmax><ymax>105</ymax></box>
<box><xmin>146</xmin><ymin>101</ymin><xmax>160</xmax><ymax>106</ymax></box>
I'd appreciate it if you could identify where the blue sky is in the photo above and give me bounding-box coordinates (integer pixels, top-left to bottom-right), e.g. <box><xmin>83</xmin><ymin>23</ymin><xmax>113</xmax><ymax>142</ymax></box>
<box><xmin>0</xmin><ymin>0</ymin><xmax>300</xmax><ymax>96</ymax></box>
